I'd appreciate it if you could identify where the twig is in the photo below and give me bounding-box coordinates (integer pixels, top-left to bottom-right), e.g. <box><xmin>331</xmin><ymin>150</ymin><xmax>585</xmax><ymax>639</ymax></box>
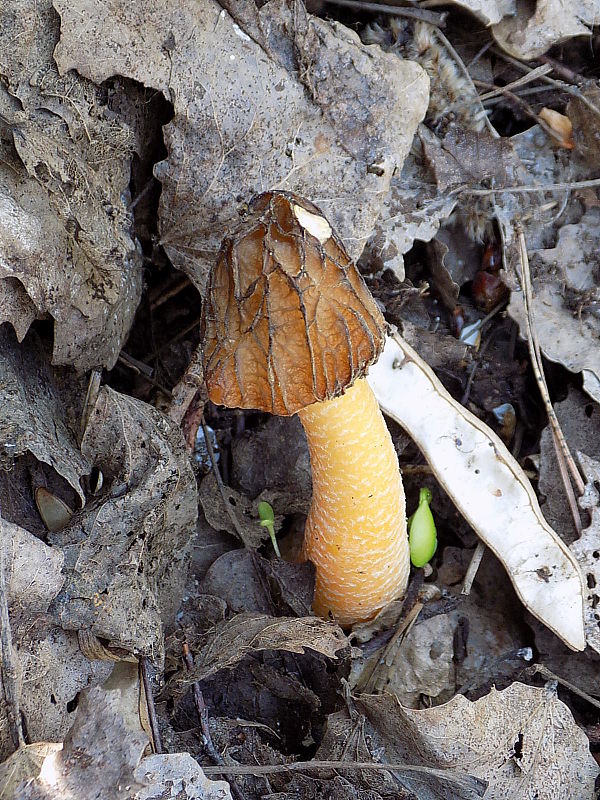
<box><xmin>516</xmin><ymin>227</ymin><xmax>584</xmax><ymax>533</ymax></box>
<box><xmin>456</xmin><ymin>177</ymin><xmax>600</xmax><ymax>197</ymax></box>
<box><xmin>140</xmin><ymin>656</ymin><xmax>163</xmax><ymax>754</ymax></box>
<box><xmin>0</xmin><ymin>517</ymin><xmax>25</xmax><ymax>750</ymax></box>
<box><xmin>526</xmin><ymin>664</ymin><xmax>600</xmax><ymax>712</ymax></box>
<box><xmin>471</xmin><ymin>77</ymin><xmax>566</xmax><ymax>146</ymax></box>
<box><xmin>202</xmin><ymin>760</ymin><xmax>482</xmax><ymax>786</ymax></box>
<box><xmin>493</xmin><ymin>50</ymin><xmax>600</xmax><ymax>120</ymax></box>
<box><xmin>117</xmin><ymin>353</ymin><xmax>173</xmax><ymax>397</ymax></box>
<box><xmin>461</xmin><ymin>542</ymin><xmax>486</xmax><ymax>596</ymax></box>
<box><xmin>442</xmin><ymin>64</ymin><xmax>552</xmax><ymax>116</ymax></box>
<box><xmin>182</xmin><ymin>643</ymin><xmax>247</xmax><ymax>800</ymax></box>
<box><xmin>321</xmin><ymin>0</ymin><xmax>447</xmax><ymax>26</ymax></box>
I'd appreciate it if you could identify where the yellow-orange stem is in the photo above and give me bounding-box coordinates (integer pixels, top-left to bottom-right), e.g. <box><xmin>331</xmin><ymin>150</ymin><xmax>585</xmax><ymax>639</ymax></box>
<box><xmin>298</xmin><ymin>377</ymin><xmax>410</xmax><ymax>625</ymax></box>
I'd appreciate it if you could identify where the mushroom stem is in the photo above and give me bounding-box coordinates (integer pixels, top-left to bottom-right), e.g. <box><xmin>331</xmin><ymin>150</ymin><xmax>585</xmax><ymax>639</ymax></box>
<box><xmin>298</xmin><ymin>377</ymin><xmax>410</xmax><ymax>625</ymax></box>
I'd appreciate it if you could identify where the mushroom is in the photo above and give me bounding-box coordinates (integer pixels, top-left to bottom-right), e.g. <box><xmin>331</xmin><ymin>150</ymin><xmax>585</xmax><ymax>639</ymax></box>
<box><xmin>201</xmin><ymin>192</ymin><xmax>410</xmax><ymax>625</ymax></box>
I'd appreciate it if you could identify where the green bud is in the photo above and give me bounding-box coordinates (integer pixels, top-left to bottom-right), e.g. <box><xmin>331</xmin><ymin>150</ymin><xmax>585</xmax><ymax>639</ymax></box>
<box><xmin>258</xmin><ymin>501</ymin><xmax>280</xmax><ymax>557</ymax></box>
<box><xmin>409</xmin><ymin>487</ymin><xmax>437</xmax><ymax>567</ymax></box>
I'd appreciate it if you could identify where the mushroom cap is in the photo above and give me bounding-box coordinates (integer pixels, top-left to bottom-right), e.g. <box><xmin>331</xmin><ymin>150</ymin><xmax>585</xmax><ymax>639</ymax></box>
<box><xmin>201</xmin><ymin>192</ymin><xmax>386</xmax><ymax>416</ymax></box>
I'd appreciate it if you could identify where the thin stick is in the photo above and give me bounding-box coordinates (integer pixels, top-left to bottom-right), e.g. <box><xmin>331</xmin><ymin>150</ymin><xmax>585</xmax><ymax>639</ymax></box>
<box><xmin>321</xmin><ymin>0</ymin><xmax>448</xmax><ymax>26</ymax></box>
<box><xmin>471</xmin><ymin>77</ymin><xmax>565</xmax><ymax>146</ymax></box>
<box><xmin>431</xmin><ymin>25</ymin><xmax>498</xmax><ymax>139</ymax></box>
<box><xmin>516</xmin><ymin>228</ymin><xmax>584</xmax><ymax>532</ymax></box>
<box><xmin>456</xmin><ymin>177</ymin><xmax>600</xmax><ymax>196</ymax></box>
<box><xmin>182</xmin><ymin>643</ymin><xmax>247</xmax><ymax>800</ymax></box>
<box><xmin>202</xmin><ymin>760</ymin><xmax>482</xmax><ymax>786</ymax></box>
<box><xmin>117</xmin><ymin>353</ymin><xmax>173</xmax><ymax>397</ymax></box>
<box><xmin>140</xmin><ymin>656</ymin><xmax>163</xmax><ymax>754</ymax></box>
<box><xmin>526</xmin><ymin>664</ymin><xmax>600</xmax><ymax>712</ymax></box>
<box><xmin>0</xmin><ymin>518</ymin><xmax>25</xmax><ymax>749</ymax></box>
<box><xmin>442</xmin><ymin>64</ymin><xmax>552</xmax><ymax>116</ymax></box>
<box><xmin>495</xmin><ymin>51</ymin><xmax>600</xmax><ymax>120</ymax></box>
<box><xmin>201</xmin><ymin>416</ymin><xmax>245</xmax><ymax>539</ymax></box>
<box><xmin>461</xmin><ymin>542</ymin><xmax>486</xmax><ymax>596</ymax></box>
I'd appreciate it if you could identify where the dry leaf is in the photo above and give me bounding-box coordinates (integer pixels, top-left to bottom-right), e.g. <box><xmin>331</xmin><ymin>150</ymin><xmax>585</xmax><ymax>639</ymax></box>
<box><xmin>538</xmin><ymin>390</ymin><xmax>600</xmax><ymax>543</ymax></box>
<box><xmin>49</xmin><ymin>387</ymin><xmax>197</xmax><ymax>657</ymax></box>
<box><xmin>199</xmin><ymin>472</ymin><xmax>268</xmax><ymax>550</ymax></box>
<box><xmin>0</xmin><ymin>743</ymin><xmax>62</xmax><ymax>800</ymax></box>
<box><xmin>0</xmin><ymin>329</ymin><xmax>89</xmax><ymax>506</ymax></box>
<box><xmin>356</xmin><ymin>682</ymin><xmax>599</xmax><ymax>799</ymax></box>
<box><xmin>53</xmin><ymin>0</ymin><xmax>428</xmax><ymax>293</ymax></box>
<box><xmin>3</xmin><ymin>686</ymin><xmax>232</xmax><ymax>800</ymax></box>
<box><xmin>420</xmin><ymin>126</ymin><xmax>522</xmax><ymax>193</ymax></box>
<box><xmin>1</xmin><ymin>620</ymin><xmax>112</xmax><ymax>762</ymax></box>
<box><xmin>492</xmin><ymin>0</ymin><xmax>597</xmax><ymax>59</ymax></box>
<box><xmin>134</xmin><ymin>753</ymin><xmax>233</xmax><ymax>800</ymax></box>
<box><xmin>179</xmin><ymin>613</ymin><xmax>349</xmax><ymax>685</ymax></box>
<box><xmin>0</xmin><ymin>0</ymin><xmax>142</xmax><ymax>370</ymax></box>
<box><xmin>318</xmin><ymin>707</ymin><xmax>486</xmax><ymax>799</ymax></box>
<box><xmin>508</xmin><ymin>209</ymin><xmax>600</xmax><ymax>406</ymax></box>
<box><xmin>1</xmin><ymin>519</ymin><xmax>64</xmax><ymax>609</ymax></box>
<box><xmin>568</xmin><ymin>84</ymin><xmax>600</xmax><ymax>168</ymax></box>
<box><xmin>368</xmin><ymin>334</ymin><xmax>586</xmax><ymax>651</ymax></box>
<box><xmin>570</xmin><ymin>453</ymin><xmax>600</xmax><ymax>654</ymax></box>
<box><xmin>362</xmin><ymin>148</ymin><xmax>458</xmax><ymax>280</ymax></box>
<box><xmin>440</xmin><ymin>0</ymin><xmax>515</xmax><ymax>25</ymax></box>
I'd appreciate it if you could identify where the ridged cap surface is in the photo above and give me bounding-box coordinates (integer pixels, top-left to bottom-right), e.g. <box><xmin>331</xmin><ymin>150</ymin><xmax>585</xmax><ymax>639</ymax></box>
<box><xmin>201</xmin><ymin>192</ymin><xmax>385</xmax><ymax>415</ymax></box>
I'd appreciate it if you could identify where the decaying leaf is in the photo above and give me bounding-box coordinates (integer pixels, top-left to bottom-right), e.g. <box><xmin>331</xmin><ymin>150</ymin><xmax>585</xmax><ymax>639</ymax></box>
<box><xmin>318</xmin><ymin>707</ymin><xmax>486</xmax><ymax>800</ymax></box>
<box><xmin>570</xmin><ymin>453</ymin><xmax>600</xmax><ymax>655</ymax></box>
<box><xmin>361</xmin><ymin>148</ymin><xmax>458</xmax><ymax>280</ymax></box>
<box><xmin>439</xmin><ymin>0</ymin><xmax>515</xmax><ymax>25</ymax></box>
<box><xmin>0</xmin><ymin>329</ymin><xmax>89</xmax><ymax>506</ymax></box>
<box><xmin>53</xmin><ymin>0</ymin><xmax>428</xmax><ymax>292</ymax></box>
<box><xmin>354</xmin><ymin>682</ymin><xmax>599</xmax><ymax>799</ymax></box>
<box><xmin>0</xmin><ymin>618</ymin><xmax>113</xmax><ymax>762</ymax></box>
<box><xmin>492</xmin><ymin>0</ymin><xmax>597</xmax><ymax>59</ymax></box>
<box><xmin>0</xmin><ymin>743</ymin><xmax>62</xmax><ymax>800</ymax></box>
<box><xmin>351</xmin><ymin>591</ymin><xmax>525</xmax><ymax>706</ymax></box>
<box><xmin>1</xmin><ymin>518</ymin><xmax>64</xmax><ymax>610</ymax></box>
<box><xmin>134</xmin><ymin>753</ymin><xmax>233</xmax><ymax>800</ymax></box>
<box><xmin>420</xmin><ymin>126</ymin><xmax>522</xmax><ymax>193</ymax></box>
<box><xmin>178</xmin><ymin>613</ymin><xmax>349</xmax><ymax>685</ymax></box>
<box><xmin>568</xmin><ymin>84</ymin><xmax>600</xmax><ymax>168</ymax></box>
<box><xmin>368</xmin><ymin>334</ymin><xmax>586</xmax><ymax>651</ymax></box>
<box><xmin>508</xmin><ymin>209</ymin><xmax>600</xmax><ymax>405</ymax></box>
<box><xmin>199</xmin><ymin>472</ymin><xmax>269</xmax><ymax>550</ymax></box>
<box><xmin>0</xmin><ymin>0</ymin><xmax>142</xmax><ymax>370</ymax></box>
<box><xmin>49</xmin><ymin>387</ymin><xmax>197</xmax><ymax>657</ymax></box>
<box><xmin>0</xmin><ymin>518</ymin><xmax>110</xmax><ymax>762</ymax></box>
<box><xmin>2</xmin><ymin>685</ymin><xmax>232</xmax><ymax>800</ymax></box>
<box><xmin>538</xmin><ymin>390</ymin><xmax>600</xmax><ymax>543</ymax></box>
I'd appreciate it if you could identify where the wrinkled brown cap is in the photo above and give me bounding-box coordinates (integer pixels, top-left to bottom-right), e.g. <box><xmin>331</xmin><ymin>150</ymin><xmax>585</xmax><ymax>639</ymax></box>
<box><xmin>201</xmin><ymin>192</ymin><xmax>386</xmax><ymax>416</ymax></box>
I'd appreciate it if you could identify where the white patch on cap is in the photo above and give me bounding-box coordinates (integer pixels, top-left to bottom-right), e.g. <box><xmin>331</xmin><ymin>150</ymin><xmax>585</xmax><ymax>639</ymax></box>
<box><xmin>292</xmin><ymin>204</ymin><xmax>332</xmax><ymax>244</ymax></box>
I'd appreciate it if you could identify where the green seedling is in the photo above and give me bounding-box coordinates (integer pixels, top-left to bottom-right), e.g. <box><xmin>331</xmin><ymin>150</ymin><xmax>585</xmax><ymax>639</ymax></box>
<box><xmin>258</xmin><ymin>500</ymin><xmax>281</xmax><ymax>558</ymax></box>
<box><xmin>408</xmin><ymin>487</ymin><xmax>437</xmax><ymax>567</ymax></box>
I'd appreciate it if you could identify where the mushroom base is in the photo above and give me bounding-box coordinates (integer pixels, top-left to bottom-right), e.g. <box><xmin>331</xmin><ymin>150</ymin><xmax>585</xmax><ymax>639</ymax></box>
<box><xmin>298</xmin><ymin>377</ymin><xmax>410</xmax><ymax>626</ymax></box>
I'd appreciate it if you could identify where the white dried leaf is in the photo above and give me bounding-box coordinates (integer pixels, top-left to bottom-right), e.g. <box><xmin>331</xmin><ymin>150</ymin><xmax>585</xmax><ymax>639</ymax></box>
<box><xmin>508</xmin><ymin>294</ymin><xmax>600</xmax><ymax>407</ymax></box>
<box><xmin>570</xmin><ymin>452</ymin><xmax>600</xmax><ymax>654</ymax></box>
<box><xmin>441</xmin><ymin>0</ymin><xmax>515</xmax><ymax>25</ymax></box>
<box><xmin>1</xmin><ymin>518</ymin><xmax>64</xmax><ymax>608</ymax></box>
<box><xmin>492</xmin><ymin>0</ymin><xmax>597</xmax><ymax>59</ymax></box>
<box><xmin>368</xmin><ymin>334</ymin><xmax>586</xmax><ymax>651</ymax></box>
<box><xmin>357</xmin><ymin>682</ymin><xmax>599</xmax><ymax>799</ymax></box>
